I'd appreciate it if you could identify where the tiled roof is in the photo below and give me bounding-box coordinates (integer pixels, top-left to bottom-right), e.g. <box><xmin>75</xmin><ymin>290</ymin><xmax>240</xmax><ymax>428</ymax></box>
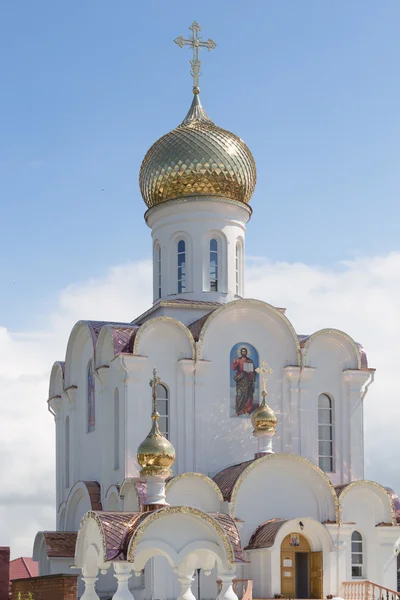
<box><xmin>213</xmin><ymin>460</ymin><xmax>254</xmax><ymax>502</ymax></box>
<box><xmin>83</xmin><ymin>481</ymin><xmax>102</xmax><ymax>510</ymax></box>
<box><xmin>245</xmin><ymin>518</ymin><xmax>288</xmax><ymax>550</ymax></box>
<box><xmin>42</xmin><ymin>532</ymin><xmax>77</xmax><ymax>558</ymax></box>
<box><xmin>385</xmin><ymin>487</ymin><xmax>400</xmax><ymax>523</ymax></box>
<box><xmin>93</xmin><ymin>512</ymin><xmax>149</xmax><ymax>561</ymax></box>
<box><xmin>9</xmin><ymin>557</ymin><xmax>38</xmax><ymax>580</ymax></box>
<box><xmin>210</xmin><ymin>513</ymin><xmax>244</xmax><ymax>562</ymax></box>
<box><xmin>83</xmin><ymin>320</ymin><xmax>134</xmax><ymax>351</ymax></box>
<box><xmin>188</xmin><ymin>311</ymin><xmax>216</xmax><ymax>341</ymax></box>
<box><xmin>110</xmin><ymin>326</ymin><xmax>139</xmax><ymax>355</ymax></box>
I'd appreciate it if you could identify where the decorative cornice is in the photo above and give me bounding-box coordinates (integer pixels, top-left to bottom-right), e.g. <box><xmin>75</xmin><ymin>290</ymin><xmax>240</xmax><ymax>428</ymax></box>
<box><xmin>133</xmin><ymin>316</ymin><xmax>195</xmax><ymax>360</ymax></box>
<box><xmin>196</xmin><ymin>299</ymin><xmax>301</xmax><ymax>363</ymax></box>
<box><xmin>338</xmin><ymin>480</ymin><xmax>396</xmax><ymax>526</ymax></box>
<box><xmin>165</xmin><ymin>472</ymin><xmax>224</xmax><ymax>503</ymax></box>
<box><xmin>303</xmin><ymin>328</ymin><xmax>362</xmax><ymax>370</ymax></box>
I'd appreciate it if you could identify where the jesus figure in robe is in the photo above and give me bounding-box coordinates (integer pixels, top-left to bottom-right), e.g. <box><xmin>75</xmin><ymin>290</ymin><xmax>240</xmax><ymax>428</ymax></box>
<box><xmin>232</xmin><ymin>347</ymin><xmax>257</xmax><ymax>416</ymax></box>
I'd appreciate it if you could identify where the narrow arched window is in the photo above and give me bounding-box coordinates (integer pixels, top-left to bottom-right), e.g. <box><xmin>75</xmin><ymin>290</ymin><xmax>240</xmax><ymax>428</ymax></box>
<box><xmin>65</xmin><ymin>416</ymin><xmax>70</xmax><ymax>488</ymax></box>
<box><xmin>318</xmin><ymin>394</ymin><xmax>333</xmax><ymax>472</ymax></box>
<box><xmin>87</xmin><ymin>360</ymin><xmax>95</xmax><ymax>433</ymax></box>
<box><xmin>156</xmin><ymin>383</ymin><xmax>169</xmax><ymax>439</ymax></box>
<box><xmin>235</xmin><ymin>241</ymin><xmax>242</xmax><ymax>295</ymax></box>
<box><xmin>157</xmin><ymin>246</ymin><xmax>162</xmax><ymax>299</ymax></box>
<box><xmin>210</xmin><ymin>238</ymin><xmax>218</xmax><ymax>291</ymax></box>
<box><xmin>114</xmin><ymin>388</ymin><xmax>119</xmax><ymax>470</ymax></box>
<box><xmin>177</xmin><ymin>240</ymin><xmax>186</xmax><ymax>293</ymax></box>
<box><xmin>351</xmin><ymin>531</ymin><xmax>363</xmax><ymax>578</ymax></box>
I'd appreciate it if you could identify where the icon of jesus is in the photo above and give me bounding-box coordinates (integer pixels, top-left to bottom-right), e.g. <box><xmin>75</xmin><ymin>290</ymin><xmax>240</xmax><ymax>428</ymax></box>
<box><xmin>232</xmin><ymin>347</ymin><xmax>257</xmax><ymax>416</ymax></box>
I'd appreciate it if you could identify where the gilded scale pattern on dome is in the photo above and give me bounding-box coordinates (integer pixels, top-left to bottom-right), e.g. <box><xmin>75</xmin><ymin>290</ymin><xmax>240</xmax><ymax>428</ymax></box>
<box><xmin>139</xmin><ymin>94</ymin><xmax>256</xmax><ymax>208</ymax></box>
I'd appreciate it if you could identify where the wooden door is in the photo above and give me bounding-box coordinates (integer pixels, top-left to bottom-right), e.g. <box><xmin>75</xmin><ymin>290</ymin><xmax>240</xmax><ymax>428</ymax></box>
<box><xmin>280</xmin><ymin>550</ymin><xmax>295</xmax><ymax>598</ymax></box>
<box><xmin>310</xmin><ymin>551</ymin><xmax>323</xmax><ymax>599</ymax></box>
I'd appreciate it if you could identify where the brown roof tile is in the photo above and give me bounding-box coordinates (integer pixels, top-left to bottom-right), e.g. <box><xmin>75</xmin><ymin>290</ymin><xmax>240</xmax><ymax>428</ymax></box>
<box><xmin>210</xmin><ymin>513</ymin><xmax>244</xmax><ymax>562</ymax></box>
<box><xmin>42</xmin><ymin>532</ymin><xmax>77</xmax><ymax>558</ymax></box>
<box><xmin>213</xmin><ymin>461</ymin><xmax>254</xmax><ymax>502</ymax></box>
<box><xmin>188</xmin><ymin>311</ymin><xmax>216</xmax><ymax>341</ymax></box>
<box><xmin>245</xmin><ymin>518</ymin><xmax>288</xmax><ymax>550</ymax></box>
<box><xmin>83</xmin><ymin>481</ymin><xmax>102</xmax><ymax>511</ymax></box>
<box><xmin>110</xmin><ymin>326</ymin><xmax>139</xmax><ymax>355</ymax></box>
<box><xmin>93</xmin><ymin>512</ymin><xmax>149</xmax><ymax>561</ymax></box>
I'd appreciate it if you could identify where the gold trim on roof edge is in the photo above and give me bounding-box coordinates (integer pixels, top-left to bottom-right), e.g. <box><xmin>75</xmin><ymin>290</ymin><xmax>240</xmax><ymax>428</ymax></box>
<box><xmin>165</xmin><ymin>472</ymin><xmax>224</xmax><ymax>503</ymax></box>
<box><xmin>196</xmin><ymin>299</ymin><xmax>301</xmax><ymax>364</ymax></box>
<box><xmin>127</xmin><ymin>505</ymin><xmax>235</xmax><ymax>564</ymax></box>
<box><xmin>228</xmin><ymin>454</ymin><xmax>339</xmax><ymax>523</ymax></box>
<box><xmin>303</xmin><ymin>329</ymin><xmax>362</xmax><ymax>370</ymax></box>
<box><xmin>338</xmin><ymin>480</ymin><xmax>396</xmax><ymax>526</ymax></box>
<box><xmin>133</xmin><ymin>316</ymin><xmax>196</xmax><ymax>359</ymax></box>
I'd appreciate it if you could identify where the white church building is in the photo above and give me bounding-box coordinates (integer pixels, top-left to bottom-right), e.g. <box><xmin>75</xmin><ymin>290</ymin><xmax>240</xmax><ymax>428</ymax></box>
<box><xmin>33</xmin><ymin>22</ymin><xmax>400</xmax><ymax>600</ymax></box>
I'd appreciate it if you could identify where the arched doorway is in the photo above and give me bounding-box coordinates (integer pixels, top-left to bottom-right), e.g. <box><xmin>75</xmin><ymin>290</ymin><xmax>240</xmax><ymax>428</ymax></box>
<box><xmin>280</xmin><ymin>533</ymin><xmax>322</xmax><ymax>599</ymax></box>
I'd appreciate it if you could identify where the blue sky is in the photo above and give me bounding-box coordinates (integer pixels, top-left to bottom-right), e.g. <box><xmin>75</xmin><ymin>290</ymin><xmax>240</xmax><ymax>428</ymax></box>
<box><xmin>1</xmin><ymin>1</ymin><xmax>400</xmax><ymax>329</ymax></box>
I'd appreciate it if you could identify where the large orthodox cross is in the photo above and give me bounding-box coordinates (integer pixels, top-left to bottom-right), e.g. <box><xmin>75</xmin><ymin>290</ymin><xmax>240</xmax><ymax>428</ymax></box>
<box><xmin>174</xmin><ymin>21</ymin><xmax>217</xmax><ymax>94</ymax></box>
<box><xmin>255</xmin><ymin>361</ymin><xmax>273</xmax><ymax>396</ymax></box>
<box><xmin>150</xmin><ymin>367</ymin><xmax>161</xmax><ymax>415</ymax></box>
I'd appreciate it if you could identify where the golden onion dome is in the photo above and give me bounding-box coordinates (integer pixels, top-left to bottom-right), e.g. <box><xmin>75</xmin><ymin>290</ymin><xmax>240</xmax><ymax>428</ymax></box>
<box><xmin>137</xmin><ymin>410</ymin><xmax>176</xmax><ymax>477</ymax></box>
<box><xmin>139</xmin><ymin>94</ymin><xmax>257</xmax><ymax>209</ymax></box>
<box><xmin>252</xmin><ymin>395</ymin><xmax>278</xmax><ymax>435</ymax></box>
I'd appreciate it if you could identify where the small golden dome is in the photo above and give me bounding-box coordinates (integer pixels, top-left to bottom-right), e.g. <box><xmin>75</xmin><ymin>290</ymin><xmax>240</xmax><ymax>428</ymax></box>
<box><xmin>252</xmin><ymin>395</ymin><xmax>278</xmax><ymax>435</ymax></box>
<box><xmin>137</xmin><ymin>411</ymin><xmax>176</xmax><ymax>477</ymax></box>
<box><xmin>139</xmin><ymin>94</ymin><xmax>256</xmax><ymax>209</ymax></box>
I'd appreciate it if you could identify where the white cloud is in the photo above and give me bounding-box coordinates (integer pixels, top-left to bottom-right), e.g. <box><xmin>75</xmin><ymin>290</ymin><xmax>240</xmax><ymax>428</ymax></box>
<box><xmin>1</xmin><ymin>252</ymin><xmax>400</xmax><ymax>557</ymax></box>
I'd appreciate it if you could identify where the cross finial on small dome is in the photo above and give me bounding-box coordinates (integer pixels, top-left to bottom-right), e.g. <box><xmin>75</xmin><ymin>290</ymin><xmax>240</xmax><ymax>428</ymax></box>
<box><xmin>174</xmin><ymin>21</ymin><xmax>217</xmax><ymax>95</ymax></box>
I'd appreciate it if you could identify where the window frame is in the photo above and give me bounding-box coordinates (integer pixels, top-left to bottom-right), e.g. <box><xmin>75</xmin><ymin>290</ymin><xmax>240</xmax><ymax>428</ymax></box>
<box><xmin>209</xmin><ymin>238</ymin><xmax>219</xmax><ymax>291</ymax></box>
<box><xmin>156</xmin><ymin>383</ymin><xmax>169</xmax><ymax>439</ymax></box>
<box><xmin>318</xmin><ymin>393</ymin><xmax>334</xmax><ymax>473</ymax></box>
<box><xmin>351</xmin><ymin>531</ymin><xmax>364</xmax><ymax>579</ymax></box>
<box><xmin>177</xmin><ymin>239</ymin><xmax>187</xmax><ymax>294</ymax></box>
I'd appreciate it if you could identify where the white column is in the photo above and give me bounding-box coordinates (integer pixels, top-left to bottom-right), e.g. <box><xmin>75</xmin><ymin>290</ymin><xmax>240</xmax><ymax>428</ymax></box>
<box><xmin>283</xmin><ymin>367</ymin><xmax>301</xmax><ymax>454</ymax></box>
<box><xmin>113</xmin><ymin>562</ymin><xmax>135</xmax><ymax>600</ymax></box>
<box><xmin>216</xmin><ymin>573</ymin><xmax>238</xmax><ymax>600</ymax></box>
<box><xmin>81</xmin><ymin>569</ymin><xmax>100</xmax><ymax>600</ymax></box>
<box><xmin>177</xmin><ymin>572</ymin><xmax>196</xmax><ymax>600</ymax></box>
<box><xmin>342</xmin><ymin>370</ymin><xmax>371</xmax><ymax>481</ymax></box>
<box><xmin>298</xmin><ymin>367</ymin><xmax>317</xmax><ymax>462</ymax></box>
<box><xmin>145</xmin><ymin>475</ymin><xmax>169</xmax><ymax>505</ymax></box>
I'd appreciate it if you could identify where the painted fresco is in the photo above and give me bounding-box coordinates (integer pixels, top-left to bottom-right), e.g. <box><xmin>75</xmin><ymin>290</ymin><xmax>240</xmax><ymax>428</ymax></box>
<box><xmin>230</xmin><ymin>343</ymin><xmax>259</xmax><ymax>417</ymax></box>
<box><xmin>87</xmin><ymin>359</ymin><xmax>95</xmax><ymax>432</ymax></box>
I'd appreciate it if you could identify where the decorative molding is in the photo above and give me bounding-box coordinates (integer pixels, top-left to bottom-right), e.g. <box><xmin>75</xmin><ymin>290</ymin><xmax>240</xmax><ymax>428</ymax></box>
<box><xmin>196</xmin><ymin>299</ymin><xmax>301</xmax><ymax>363</ymax></box>
<box><xmin>338</xmin><ymin>480</ymin><xmax>396</xmax><ymax>526</ymax></box>
<box><xmin>303</xmin><ymin>328</ymin><xmax>362</xmax><ymax>370</ymax></box>
<box><xmin>133</xmin><ymin>316</ymin><xmax>195</xmax><ymax>360</ymax></box>
<box><xmin>127</xmin><ymin>505</ymin><xmax>234</xmax><ymax>564</ymax></box>
<box><xmin>228</xmin><ymin>453</ymin><xmax>339</xmax><ymax>523</ymax></box>
<box><xmin>165</xmin><ymin>472</ymin><xmax>224</xmax><ymax>503</ymax></box>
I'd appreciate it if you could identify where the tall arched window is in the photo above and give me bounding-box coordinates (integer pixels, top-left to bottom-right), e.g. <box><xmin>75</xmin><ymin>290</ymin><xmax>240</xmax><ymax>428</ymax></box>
<box><xmin>156</xmin><ymin>383</ymin><xmax>169</xmax><ymax>439</ymax></box>
<box><xmin>318</xmin><ymin>393</ymin><xmax>333</xmax><ymax>472</ymax></box>
<box><xmin>65</xmin><ymin>416</ymin><xmax>70</xmax><ymax>488</ymax></box>
<box><xmin>114</xmin><ymin>388</ymin><xmax>119</xmax><ymax>470</ymax></box>
<box><xmin>210</xmin><ymin>238</ymin><xmax>218</xmax><ymax>291</ymax></box>
<box><xmin>157</xmin><ymin>246</ymin><xmax>162</xmax><ymax>299</ymax></box>
<box><xmin>351</xmin><ymin>531</ymin><xmax>363</xmax><ymax>578</ymax></box>
<box><xmin>177</xmin><ymin>240</ymin><xmax>186</xmax><ymax>293</ymax></box>
<box><xmin>87</xmin><ymin>360</ymin><xmax>95</xmax><ymax>433</ymax></box>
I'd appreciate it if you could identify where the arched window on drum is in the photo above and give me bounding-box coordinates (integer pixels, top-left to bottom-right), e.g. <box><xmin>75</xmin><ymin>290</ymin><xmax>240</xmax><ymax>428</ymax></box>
<box><xmin>318</xmin><ymin>393</ymin><xmax>333</xmax><ymax>472</ymax></box>
<box><xmin>156</xmin><ymin>383</ymin><xmax>169</xmax><ymax>439</ymax></box>
<box><xmin>209</xmin><ymin>238</ymin><xmax>218</xmax><ymax>291</ymax></box>
<box><xmin>177</xmin><ymin>240</ymin><xmax>186</xmax><ymax>293</ymax></box>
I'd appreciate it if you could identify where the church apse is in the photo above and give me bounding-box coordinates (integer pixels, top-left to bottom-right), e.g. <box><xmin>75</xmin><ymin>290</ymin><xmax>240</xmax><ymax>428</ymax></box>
<box><xmin>230</xmin><ymin>342</ymin><xmax>259</xmax><ymax>417</ymax></box>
